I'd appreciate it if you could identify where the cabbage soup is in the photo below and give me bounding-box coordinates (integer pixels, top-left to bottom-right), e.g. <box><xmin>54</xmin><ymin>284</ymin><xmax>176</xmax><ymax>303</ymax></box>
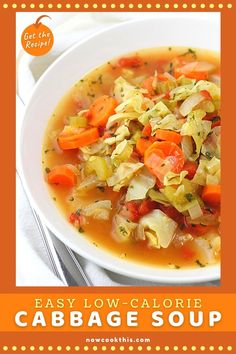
<box><xmin>43</xmin><ymin>47</ymin><xmax>220</xmax><ymax>269</ymax></box>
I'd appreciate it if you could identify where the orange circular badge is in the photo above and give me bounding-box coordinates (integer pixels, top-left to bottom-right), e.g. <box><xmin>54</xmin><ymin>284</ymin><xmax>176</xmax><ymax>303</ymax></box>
<box><xmin>21</xmin><ymin>15</ymin><xmax>54</xmax><ymax>56</ymax></box>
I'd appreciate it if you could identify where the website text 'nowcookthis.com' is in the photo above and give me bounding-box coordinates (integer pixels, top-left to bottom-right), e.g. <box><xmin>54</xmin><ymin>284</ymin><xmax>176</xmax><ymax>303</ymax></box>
<box><xmin>85</xmin><ymin>337</ymin><xmax>151</xmax><ymax>343</ymax></box>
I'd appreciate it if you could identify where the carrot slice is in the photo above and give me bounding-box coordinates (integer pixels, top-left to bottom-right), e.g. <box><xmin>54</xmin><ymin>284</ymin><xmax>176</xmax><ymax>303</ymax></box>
<box><xmin>144</xmin><ymin>141</ymin><xmax>185</xmax><ymax>181</ymax></box>
<box><xmin>154</xmin><ymin>130</ymin><xmax>182</xmax><ymax>144</ymax></box>
<box><xmin>202</xmin><ymin>185</ymin><xmax>221</xmax><ymax>206</ymax></box>
<box><xmin>142</xmin><ymin>76</ymin><xmax>155</xmax><ymax>96</ymax></box>
<box><xmin>174</xmin><ymin>63</ymin><xmax>208</xmax><ymax>80</ymax></box>
<box><xmin>142</xmin><ymin>123</ymin><xmax>152</xmax><ymax>137</ymax></box>
<box><xmin>58</xmin><ymin>127</ymin><xmax>99</xmax><ymax>150</ymax></box>
<box><xmin>157</xmin><ymin>73</ymin><xmax>169</xmax><ymax>81</ymax></box>
<box><xmin>136</xmin><ymin>137</ymin><xmax>155</xmax><ymax>156</ymax></box>
<box><xmin>47</xmin><ymin>166</ymin><xmax>77</xmax><ymax>187</ymax></box>
<box><xmin>88</xmin><ymin>95</ymin><xmax>118</xmax><ymax>127</ymax></box>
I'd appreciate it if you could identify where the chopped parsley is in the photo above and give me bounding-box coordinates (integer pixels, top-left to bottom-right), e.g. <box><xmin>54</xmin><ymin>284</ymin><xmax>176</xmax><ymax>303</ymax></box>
<box><xmin>119</xmin><ymin>226</ymin><xmax>128</xmax><ymax>235</ymax></box>
<box><xmin>211</xmin><ymin>116</ymin><xmax>220</xmax><ymax>123</ymax></box>
<box><xmin>76</xmin><ymin>209</ymin><xmax>81</xmax><ymax>215</ymax></box>
<box><xmin>205</xmin><ymin>151</ymin><xmax>212</xmax><ymax>160</ymax></box>
<box><xmin>98</xmin><ymin>75</ymin><xmax>103</xmax><ymax>84</ymax></box>
<box><xmin>180</xmin><ymin>48</ymin><xmax>197</xmax><ymax>59</ymax></box>
<box><xmin>45</xmin><ymin>167</ymin><xmax>51</xmax><ymax>174</ymax></box>
<box><xmin>196</xmin><ymin>259</ymin><xmax>206</xmax><ymax>268</ymax></box>
<box><xmin>79</xmin><ymin>227</ymin><xmax>84</xmax><ymax>233</ymax></box>
<box><xmin>185</xmin><ymin>193</ymin><xmax>194</xmax><ymax>202</ymax></box>
<box><xmin>168</xmin><ymin>62</ymin><xmax>174</xmax><ymax>75</ymax></box>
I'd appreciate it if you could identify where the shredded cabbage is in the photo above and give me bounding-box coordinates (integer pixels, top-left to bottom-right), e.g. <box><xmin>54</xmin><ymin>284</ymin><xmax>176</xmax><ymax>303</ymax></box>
<box><xmin>83</xmin><ymin>200</ymin><xmax>112</xmax><ymax>220</ymax></box>
<box><xmin>77</xmin><ymin>174</ymin><xmax>106</xmax><ymax>192</ymax></box>
<box><xmin>140</xmin><ymin>209</ymin><xmax>178</xmax><ymax>249</ymax></box>
<box><xmin>163</xmin><ymin>171</ymin><xmax>188</xmax><ymax>186</ymax></box>
<box><xmin>170</xmin><ymin>83</ymin><xmax>196</xmax><ymax>101</ymax></box>
<box><xmin>126</xmin><ymin>167</ymin><xmax>156</xmax><ymax>201</ymax></box>
<box><xmin>138</xmin><ymin>101</ymin><xmax>170</xmax><ymax>125</ymax></box>
<box><xmin>161</xmin><ymin>178</ymin><xmax>202</xmax><ymax>213</ymax></box>
<box><xmin>181</xmin><ymin>136</ymin><xmax>194</xmax><ymax>160</ymax></box>
<box><xmin>181</xmin><ymin>109</ymin><xmax>211</xmax><ymax>159</ymax></box>
<box><xmin>201</xmin><ymin>126</ymin><xmax>221</xmax><ymax>159</ymax></box>
<box><xmin>107</xmin><ymin>162</ymin><xmax>144</xmax><ymax>192</ymax></box>
<box><xmin>148</xmin><ymin>189</ymin><xmax>170</xmax><ymax>205</ymax></box>
<box><xmin>85</xmin><ymin>156</ymin><xmax>112</xmax><ymax>181</ymax></box>
<box><xmin>192</xmin><ymin>156</ymin><xmax>220</xmax><ymax>186</ymax></box>
<box><xmin>195</xmin><ymin>80</ymin><xmax>220</xmax><ymax>101</ymax></box>
<box><xmin>104</xmin><ymin>125</ymin><xmax>130</xmax><ymax>145</ymax></box>
<box><xmin>150</xmin><ymin>114</ymin><xmax>183</xmax><ymax>133</ymax></box>
<box><xmin>113</xmin><ymin>76</ymin><xmax>147</xmax><ymax>102</ymax></box>
<box><xmin>112</xmin><ymin>214</ymin><xmax>137</xmax><ymax>242</ymax></box>
<box><xmin>111</xmin><ymin>140</ymin><xmax>133</xmax><ymax>167</ymax></box>
<box><xmin>106</xmin><ymin>112</ymin><xmax>139</xmax><ymax>130</ymax></box>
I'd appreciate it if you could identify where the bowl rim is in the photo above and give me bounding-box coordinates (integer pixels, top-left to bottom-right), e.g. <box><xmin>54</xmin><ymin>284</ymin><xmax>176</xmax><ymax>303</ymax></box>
<box><xmin>19</xmin><ymin>15</ymin><xmax>220</xmax><ymax>284</ymax></box>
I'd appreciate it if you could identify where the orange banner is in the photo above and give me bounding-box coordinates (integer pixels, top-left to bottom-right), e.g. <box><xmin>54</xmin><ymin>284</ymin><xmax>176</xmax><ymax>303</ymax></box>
<box><xmin>0</xmin><ymin>293</ymin><xmax>235</xmax><ymax>332</ymax></box>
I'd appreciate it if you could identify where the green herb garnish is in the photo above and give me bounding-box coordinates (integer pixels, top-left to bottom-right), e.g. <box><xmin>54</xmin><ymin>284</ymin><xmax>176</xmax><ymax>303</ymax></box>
<box><xmin>211</xmin><ymin>116</ymin><xmax>220</xmax><ymax>123</ymax></box>
<box><xmin>196</xmin><ymin>260</ymin><xmax>206</xmax><ymax>267</ymax></box>
<box><xmin>119</xmin><ymin>226</ymin><xmax>128</xmax><ymax>235</ymax></box>
<box><xmin>76</xmin><ymin>209</ymin><xmax>81</xmax><ymax>215</ymax></box>
<box><xmin>180</xmin><ymin>48</ymin><xmax>197</xmax><ymax>59</ymax></box>
<box><xmin>205</xmin><ymin>151</ymin><xmax>212</xmax><ymax>160</ymax></box>
<box><xmin>185</xmin><ymin>193</ymin><xmax>194</xmax><ymax>202</ymax></box>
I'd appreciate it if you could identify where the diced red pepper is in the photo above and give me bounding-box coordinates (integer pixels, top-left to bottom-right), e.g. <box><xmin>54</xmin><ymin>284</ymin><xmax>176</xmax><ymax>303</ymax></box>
<box><xmin>69</xmin><ymin>212</ymin><xmax>82</xmax><ymax>225</ymax></box>
<box><xmin>125</xmin><ymin>202</ymin><xmax>140</xmax><ymax>222</ymax></box>
<box><xmin>182</xmin><ymin>245</ymin><xmax>195</xmax><ymax>260</ymax></box>
<box><xmin>142</xmin><ymin>123</ymin><xmax>152</xmax><ymax>137</ymax></box>
<box><xmin>164</xmin><ymin>91</ymin><xmax>171</xmax><ymax>99</ymax></box>
<box><xmin>157</xmin><ymin>73</ymin><xmax>169</xmax><ymax>81</ymax></box>
<box><xmin>184</xmin><ymin>216</ymin><xmax>212</xmax><ymax>236</ymax></box>
<box><xmin>182</xmin><ymin>160</ymin><xmax>198</xmax><ymax>180</ymax></box>
<box><xmin>200</xmin><ymin>90</ymin><xmax>212</xmax><ymax>101</ymax></box>
<box><xmin>139</xmin><ymin>199</ymin><xmax>158</xmax><ymax>216</ymax></box>
<box><xmin>158</xmin><ymin>205</ymin><xmax>184</xmax><ymax>225</ymax></box>
<box><xmin>118</xmin><ymin>56</ymin><xmax>143</xmax><ymax>68</ymax></box>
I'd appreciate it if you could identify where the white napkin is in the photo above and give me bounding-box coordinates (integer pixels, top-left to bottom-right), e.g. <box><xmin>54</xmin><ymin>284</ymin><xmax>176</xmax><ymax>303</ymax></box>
<box><xmin>16</xmin><ymin>12</ymin><xmax>219</xmax><ymax>287</ymax></box>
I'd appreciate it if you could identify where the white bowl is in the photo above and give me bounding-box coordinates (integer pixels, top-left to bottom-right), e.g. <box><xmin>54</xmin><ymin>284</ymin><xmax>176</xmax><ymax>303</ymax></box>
<box><xmin>19</xmin><ymin>14</ymin><xmax>220</xmax><ymax>284</ymax></box>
